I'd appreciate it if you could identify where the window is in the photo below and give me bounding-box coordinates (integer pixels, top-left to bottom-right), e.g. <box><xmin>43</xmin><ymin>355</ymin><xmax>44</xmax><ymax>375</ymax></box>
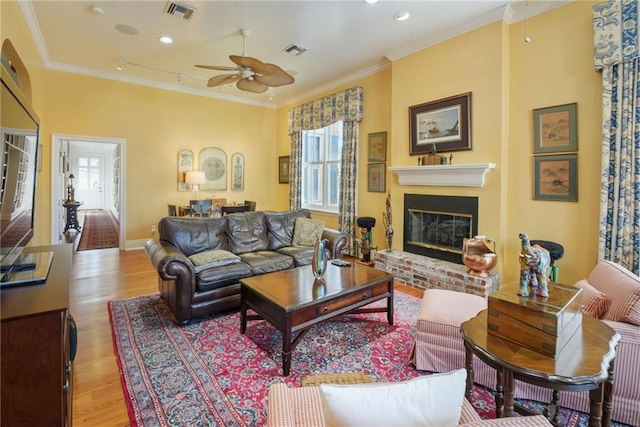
<box><xmin>301</xmin><ymin>121</ymin><xmax>343</xmax><ymax>213</ymax></box>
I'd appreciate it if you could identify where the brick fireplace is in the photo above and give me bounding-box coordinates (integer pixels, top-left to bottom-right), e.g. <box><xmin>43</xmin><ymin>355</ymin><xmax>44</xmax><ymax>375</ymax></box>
<box><xmin>374</xmin><ymin>193</ymin><xmax>498</xmax><ymax>297</ymax></box>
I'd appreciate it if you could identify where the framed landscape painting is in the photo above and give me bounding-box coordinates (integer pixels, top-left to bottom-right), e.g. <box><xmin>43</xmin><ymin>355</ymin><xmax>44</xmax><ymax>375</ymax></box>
<box><xmin>409</xmin><ymin>92</ymin><xmax>471</xmax><ymax>155</ymax></box>
<box><xmin>533</xmin><ymin>154</ymin><xmax>578</xmax><ymax>201</ymax></box>
<box><xmin>533</xmin><ymin>103</ymin><xmax>577</xmax><ymax>154</ymax></box>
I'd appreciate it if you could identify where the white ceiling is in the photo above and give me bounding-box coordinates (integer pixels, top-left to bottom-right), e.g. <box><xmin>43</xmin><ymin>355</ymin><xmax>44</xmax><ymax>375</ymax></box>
<box><xmin>21</xmin><ymin>0</ymin><xmax>570</xmax><ymax>108</ymax></box>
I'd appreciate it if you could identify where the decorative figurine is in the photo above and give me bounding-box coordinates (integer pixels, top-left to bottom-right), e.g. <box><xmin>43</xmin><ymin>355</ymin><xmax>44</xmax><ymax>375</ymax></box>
<box><xmin>462</xmin><ymin>235</ymin><xmax>497</xmax><ymax>277</ymax></box>
<box><xmin>518</xmin><ymin>232</ymin><xmax>551</xmax><ymax>297</ymax></box>
<box><xmin>382</xmin><ymin>193</ymin><xmax>393</xmax><ymax>252</ymax></box>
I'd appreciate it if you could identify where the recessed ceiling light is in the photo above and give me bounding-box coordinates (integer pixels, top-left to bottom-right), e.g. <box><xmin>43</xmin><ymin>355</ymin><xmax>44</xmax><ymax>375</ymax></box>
<box><xmin>362</xmin><ymin>0</ymin><xmax>379</xmax><ymax>3</ymax></box>
<box><xmin>115</xmin><ymin>24</ymin><xmax>139</xmax><ymax>36</ymax></box>
<box><xmin>394</xmin><ymin>11</ymin><xmax>411</xmax><ymax>21</ymax></box>
<box><xmin>159</xmin><ymin>36</ymin><xmax>173</xmax><ymax>44</ymax></box>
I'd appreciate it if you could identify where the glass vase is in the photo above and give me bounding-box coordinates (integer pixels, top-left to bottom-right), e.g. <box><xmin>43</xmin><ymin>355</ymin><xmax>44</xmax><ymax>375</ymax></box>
<box><xmin>311</xmin><ymin>238</ymin><xmax>328</xmax><ymax>281</ymax></box>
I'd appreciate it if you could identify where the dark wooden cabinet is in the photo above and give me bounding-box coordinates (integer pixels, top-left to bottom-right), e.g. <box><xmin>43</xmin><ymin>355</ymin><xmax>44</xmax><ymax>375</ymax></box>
<box><xmin>1</xmin><ymin>244</ymin><xmax>74</xmax><ymax>427</ymax></box>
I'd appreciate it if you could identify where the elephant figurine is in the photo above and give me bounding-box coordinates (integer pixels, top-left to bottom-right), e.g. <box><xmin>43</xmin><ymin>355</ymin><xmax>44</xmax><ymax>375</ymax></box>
<box><xmin>518</xmin><ymin>232</ymin><xmax>551</xmax><ymax>298</ymax></box>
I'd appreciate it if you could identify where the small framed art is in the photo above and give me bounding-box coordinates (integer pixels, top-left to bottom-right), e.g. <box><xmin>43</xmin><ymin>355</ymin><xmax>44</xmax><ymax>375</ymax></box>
<box><xmin>279</xmin><ymin>156</ymin><xmax>290</xmax><ymax>184</ymax></box>
<box><xmin>367</xmin><ymin>163</ymin><xmax>386</xmax><ymax>193</ymax></box>
<box><xmin>368</xmin><ymin>132</ymin><xmax>387</xmax><ymax>162</ymax></box>
<box><xmin>533</xmin><ymin>103</ymin><xmax>577</xmax><ymax>154</ymax></box>
<box><xmin>409</xmin><ymin>92</ymin><xmax>471</xmax><ymax>155</ymax></box>
<box><xmin>533</xmin><ymin>154</ymin><xmax>578</xmax><ymax>201</ymax></box>
<box><xmin>231</xmin><ymin>152</ymin><xmax>244</xmax><ymax>191</ymax></box>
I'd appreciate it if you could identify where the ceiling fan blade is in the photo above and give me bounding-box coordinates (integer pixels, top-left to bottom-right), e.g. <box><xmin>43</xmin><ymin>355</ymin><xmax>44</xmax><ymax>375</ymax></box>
<box><xmin>229</xmin><ymin>55</ymin><xmax>272</xmax><ymax>75</ymax></box>
<box><xmin>255</xmin><ymin>63</ymin><xmax>295</xmax><ymax>87</ymax></box>
<box><xmin>207</xmin><ymin>74</ymin><xmax>242</xmax><ymax>87</ymax></box>
<box><xmin>236</xmin><ymin>78</ymin><xmax>269</xmax><ymax>93</ymax></box>
<box><xmin>195</xmin><ymin>64</ymin><xmax>240</xmax><ymax>71</ymax></box>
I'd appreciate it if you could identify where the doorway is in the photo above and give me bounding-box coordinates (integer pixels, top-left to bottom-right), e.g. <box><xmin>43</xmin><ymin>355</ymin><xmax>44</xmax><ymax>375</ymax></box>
<box><xmin>51</xmin><ymin>135</ymin><xmax>126</xmax><ymax>248</ymax></box>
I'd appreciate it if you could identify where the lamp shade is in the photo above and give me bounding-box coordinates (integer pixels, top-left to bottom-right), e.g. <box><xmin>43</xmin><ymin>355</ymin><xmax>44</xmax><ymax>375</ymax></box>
<box><xmin>185</xmin><ymin>171</ymin><xmax>206</xmax><ymax>185</ymax></box>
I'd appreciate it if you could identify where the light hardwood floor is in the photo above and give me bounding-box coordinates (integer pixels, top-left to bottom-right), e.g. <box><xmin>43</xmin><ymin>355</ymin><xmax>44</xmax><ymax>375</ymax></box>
<box><xmin>70</xmin><ymin>248</ymin><xmax>423</xmax><ymax>426</ymax></box>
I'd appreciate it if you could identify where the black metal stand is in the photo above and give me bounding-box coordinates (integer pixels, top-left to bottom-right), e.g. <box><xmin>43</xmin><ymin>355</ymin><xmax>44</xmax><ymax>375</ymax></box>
<box><xmin>63</xmin><ymin>201</ymin><xmax>83</xmax><ymax>232</ymax></box>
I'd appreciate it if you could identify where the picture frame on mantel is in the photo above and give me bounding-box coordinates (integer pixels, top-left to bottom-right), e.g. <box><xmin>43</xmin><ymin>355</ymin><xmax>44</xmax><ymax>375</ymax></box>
<box><xmin>533</xmin><ymin>102</ymin><xmax>578</xmax><ymax>154</ymax></box>
<box><xmin>533</xmin><ymin>154</ymin><xmax>578</xmax><ymax>202</ymax></box>
<box><xmin>409</xmin><ymin>92</ymin><xmax>471</xmax><ymax>155</ymax></box>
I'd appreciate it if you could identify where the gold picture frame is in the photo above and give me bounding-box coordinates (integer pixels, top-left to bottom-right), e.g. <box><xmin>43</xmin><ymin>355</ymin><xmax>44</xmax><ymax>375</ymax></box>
<box><xmin>279</xmin><ymin>156</ymin><xmax>290</xmax><ymax>184</ymax></box>
<box><xmin>368</xmin><ymin>132</ymin><xmax>387</xmax><ymax>162</ymax></box>
<box><xmin>367</xmin><ymin>163</ymin><xmax>386</xmax><ymax>193</ymax></box>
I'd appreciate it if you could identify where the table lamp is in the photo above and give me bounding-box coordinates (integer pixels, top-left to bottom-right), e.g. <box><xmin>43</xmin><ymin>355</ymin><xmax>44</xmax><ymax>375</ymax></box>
<box><xmin>185</xmin><ymin>171</ymin><xmax>206</xmax><ymax>199</ymax></box>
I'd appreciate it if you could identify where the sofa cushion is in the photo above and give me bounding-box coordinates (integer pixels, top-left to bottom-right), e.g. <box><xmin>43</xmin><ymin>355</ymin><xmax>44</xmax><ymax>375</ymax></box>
<box><xmin>239</xmin><ymin>251</ymin><xmax>295</xmax><ymax>275</ymax></box>
<box><xmin>318</xmin><ymin>369</ymin><xmax>467</xmax><ymax>427</ymax></box>
<box><xmin>265</xmin><ymin>209</ymin><xmax>311</xmax><ymax>250</ymax></box>
<box><xmin>276</xmin><ymin>246</ymin><xmax>316</xmax><ymax>266</ymax></box>
<box><xmin>226</xmin><ymin>211</ymin><xmax>268</xmax><ymax>254</ymax></box>
<box><xmin>292</xmin><ymin>217</ymin><xmax>325</xmax><ymax>247</ymax></box>
<box><xmin>589</xmin><ymin>260</ymin><xmax>640</xmax><ymax>325</ymax></box>
<box><xmin>196</xmin><ymin>261</ymin><xmax>253</xmax><ymax>292</ymax></box>
<box><xmin>159</xmin><ymin>216</ymin><xmax>228</xmax><ymax>257</ymax></box>
<box><xmin>574</xmin><ymin>279</ymin><xmax>609</xmax><ymax>318</ymax></box>
<box><xmin>188</xmin><ymin>249</ymin><xmax>241</xmax><ymax>273</ymax></box>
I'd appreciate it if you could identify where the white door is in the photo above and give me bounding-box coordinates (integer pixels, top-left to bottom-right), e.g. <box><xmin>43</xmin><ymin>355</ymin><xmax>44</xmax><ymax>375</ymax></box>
<box><xmin>74</xmin><ymin>153</ymin><xmax>104</xmax><ymax>209</ymax></box>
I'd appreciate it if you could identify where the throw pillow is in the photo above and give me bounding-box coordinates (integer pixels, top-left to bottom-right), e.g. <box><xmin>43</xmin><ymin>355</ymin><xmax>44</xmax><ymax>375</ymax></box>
<box><xmin>319</xmin><ymin>369</ymin><xmax>466</xmax><ymax>427</ymax></box>
<box><xmin>574</xmin><ymin>279</ymin><xmax>609</xmax><ymax>318</ymax></box>
<box><xmin>589</xmin><ymin>260</ymin><xmax>640</xmax><ymax>325</ymax></box>
<box><xmin>292</xmin><ymin>217</ymin><xmax>325</xmax><ymax>247</ymax></box>
<box><xmin>188</xmin><ymin>249</ymin><xmax>241</xmax><ymax>273</ymax></box>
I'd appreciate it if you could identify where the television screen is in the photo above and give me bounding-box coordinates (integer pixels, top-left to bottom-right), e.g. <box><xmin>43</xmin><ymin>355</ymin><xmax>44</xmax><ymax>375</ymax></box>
<box><xmin>0</xmin><ymin>72</ymin><xmax>40</xmax><ymax>271</ymax></box>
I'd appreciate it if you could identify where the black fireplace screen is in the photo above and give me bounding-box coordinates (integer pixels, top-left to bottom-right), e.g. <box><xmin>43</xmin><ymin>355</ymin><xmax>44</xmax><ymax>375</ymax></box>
<box><xmin>407</xmin><ymin>209</ymin><xmax>472</xmax><ymax>253</ymax></box>
<box><xmin>403</xmin><ymin>194</ymin><xmax>478</xmax><ymax>264</ymax></box>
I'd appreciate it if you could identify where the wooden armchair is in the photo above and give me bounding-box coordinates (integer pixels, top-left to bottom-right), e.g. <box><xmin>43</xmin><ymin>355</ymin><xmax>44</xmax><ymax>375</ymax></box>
<box><xmin>189</xmin><ymin>199</ymin><xmax>212</xmax><ymax>217</ymax></box>
<box><xmin>221</xmin><ymin>205</ymin><xmax>250</xmax><ymax>216</ymax></box>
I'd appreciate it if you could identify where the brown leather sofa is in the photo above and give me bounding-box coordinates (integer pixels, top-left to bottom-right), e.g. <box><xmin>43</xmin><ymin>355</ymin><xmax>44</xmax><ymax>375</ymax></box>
<box><xmin>145</xmin><ymin>209</ymin><xmax>348</xmax><ymax>325</ymax></box>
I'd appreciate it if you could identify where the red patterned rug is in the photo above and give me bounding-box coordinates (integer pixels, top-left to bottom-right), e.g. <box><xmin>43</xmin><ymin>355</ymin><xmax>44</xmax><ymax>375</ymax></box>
<box><xmin>108</xmin><ymin>292</ymin><xmax>629</xmax><ymax>427</ymax></box>
<box><xmin>77</xmin><ymin>210</ymin><xmax>119</xmax><ymax>251</ymax></box>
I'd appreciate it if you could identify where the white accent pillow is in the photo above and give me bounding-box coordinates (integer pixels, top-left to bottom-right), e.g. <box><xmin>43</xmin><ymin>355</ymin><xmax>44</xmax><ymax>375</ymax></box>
<box><xmin>188</xmin><ymin>249</ymin><xmax>241</xmax><ymax>273</ymax></box>
<box><xmin>319</xmin><ymin>369</ymin><xmax>467</xmax><ymax>427</ymax></box>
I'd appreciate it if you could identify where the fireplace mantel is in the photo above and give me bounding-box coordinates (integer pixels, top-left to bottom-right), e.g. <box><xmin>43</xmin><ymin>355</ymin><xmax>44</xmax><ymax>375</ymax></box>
<box><xmin>388</xmin><ymin>163</ymin><xmax>496</xmax><ymax>187</ymax></box>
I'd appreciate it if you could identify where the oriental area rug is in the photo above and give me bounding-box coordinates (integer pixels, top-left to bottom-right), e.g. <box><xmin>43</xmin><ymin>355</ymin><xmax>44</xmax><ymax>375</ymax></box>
<box><xmin>77</xmin><ymin>210</ymin><xmax>119</xmax><ymax>251</ymax></box>
<box><xmin>108</xmin><ymin>292</ymin><xmax>627</xmax><ymax>427</ymax></box>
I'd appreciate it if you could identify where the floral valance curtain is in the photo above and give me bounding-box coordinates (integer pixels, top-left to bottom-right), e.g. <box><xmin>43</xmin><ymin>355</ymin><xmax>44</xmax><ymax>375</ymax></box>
<box><xmin>593</xmin><ymin>0</ymin><xmax>640</xmax><ymax>274</ymax></box>
<box><xmin>288</xmin><ymin>86</ymin><xmax>364</xmax><ymax>134</ymax></box>
<box><xmin>594</xmin><ymin>0</ymin><xmax>640</xmax><ymax>70</ymax></box>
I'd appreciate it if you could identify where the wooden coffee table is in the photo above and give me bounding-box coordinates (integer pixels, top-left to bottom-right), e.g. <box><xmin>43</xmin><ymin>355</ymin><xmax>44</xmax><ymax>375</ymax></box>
<box><xmin>461</xmin><ymin>310</ymin><xmax>620</xmax><ymax>426</ymax></box>
<box><xmin>240</xmin><ymin>263</ymin><xmax>394</xmax><ymax>376</ymax></box>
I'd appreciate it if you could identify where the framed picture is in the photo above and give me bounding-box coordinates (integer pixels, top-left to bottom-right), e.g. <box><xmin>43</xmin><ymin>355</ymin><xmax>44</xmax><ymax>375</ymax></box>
<box><xmin>367</xmin><ymin>163</ymin><xmax>386</xmax><ymax>193</ymax></box>
<box><xmin>368</xmin><ymin>132</ymin><xmax>387</xmax><ymax>162</ymax></box>
<box><xmin>177</xmin><ymin>149</ymin><xmax>194</xmax><ymax>191</ymax></box>
<box><xmin>279</xmin><ymin>156</ymin><xmax>290</xmax><ymax>184</ymax></box>
<box><xmin>533</xmin><ymin>154</ymin><xmax>578</xmax><ymax>201</ymax></box>
<box><xmin>409</xmin><ymin>92</ymin><xmax>471</xmax><ymax>155</ymax></box>
<box><xmin>199</xmin><ymin>147</ymin><xmax>227</xmax><ymax>191</ymax></box>
<box><xmin>533</xmin><ymin>103</ymin><xmax>578</xmax><ymax>153</ymax></box>
<box><xmin>37</xmin><ymin>143</ymin><xmax>43</xmax><ymax>172</ymax></box>
<box><xmin>231</xmin><ymin>152</ymin><xmax>244</xmax><ymax>191</ymax></box>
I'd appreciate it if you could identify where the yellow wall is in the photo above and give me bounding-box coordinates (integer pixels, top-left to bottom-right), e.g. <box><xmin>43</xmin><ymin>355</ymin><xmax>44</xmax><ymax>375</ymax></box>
<box><xmin>4</xmin><ymin>0</ymin><xmax>604</xmax><ymax>283</ymax></box>
<box><xmin>40</xmin><ymin>71</ymin><xmax>277</xmax><ymax>240</ymax></box>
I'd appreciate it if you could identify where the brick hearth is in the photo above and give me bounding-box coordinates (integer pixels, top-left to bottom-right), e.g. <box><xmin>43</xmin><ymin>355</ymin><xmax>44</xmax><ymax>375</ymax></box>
<box><xmin>374</xmin><ymin>250</ymin><xmax>499</xmax><ymax>298</ymax></box>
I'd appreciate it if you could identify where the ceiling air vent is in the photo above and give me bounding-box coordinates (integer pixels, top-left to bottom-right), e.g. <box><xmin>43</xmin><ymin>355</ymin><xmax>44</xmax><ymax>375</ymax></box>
<box><xmin>283</xmin><ymin>44</ymin><xmax>308</xmax><ymax>56</ymax></box>
<box><xmin>164</xmin><ymin>1</ymin><xmax>196</xmax><ymax>20</ymax></box>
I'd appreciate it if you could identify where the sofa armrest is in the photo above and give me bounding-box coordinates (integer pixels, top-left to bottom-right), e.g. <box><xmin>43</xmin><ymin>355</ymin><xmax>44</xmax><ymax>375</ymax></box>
<box><xmin>322</xmin><ymin>227</ymin><xmax>348</xmax><ymax>259</ymax></box>
<box><xmin>601</xmin><ymin>319</ymin><xmax>640</xmax><ymax>400</ymax></box>
<box><xmin>145</xmin><ymin>238</ymin><xmax>195</xmax><ymax>282</ymax></box>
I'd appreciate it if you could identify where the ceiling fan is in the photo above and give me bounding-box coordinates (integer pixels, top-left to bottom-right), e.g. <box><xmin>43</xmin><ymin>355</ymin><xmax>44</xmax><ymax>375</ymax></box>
<box><xmin>195</xmin><ymin>29</ymin><xmax>295</xmax><ymax>94</ymax></box>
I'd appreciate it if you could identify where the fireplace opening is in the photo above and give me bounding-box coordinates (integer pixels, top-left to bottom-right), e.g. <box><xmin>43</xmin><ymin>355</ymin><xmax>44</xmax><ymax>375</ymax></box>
<box><xmin>403</xmin><ymin>194</ymin><xmax>478</xmax><ymax>265</ymax></box>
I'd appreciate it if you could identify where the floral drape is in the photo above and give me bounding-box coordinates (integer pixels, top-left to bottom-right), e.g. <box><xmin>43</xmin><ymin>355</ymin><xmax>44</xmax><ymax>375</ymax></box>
<box><xmin>594</xmin><ymin>0</ymin><xmax>640</xmax><ymax>274</ymax></box>
<box><xmin>287</xmin><ymin>86</ymin><xmax>364</xmax><ymax>255</ymax></box>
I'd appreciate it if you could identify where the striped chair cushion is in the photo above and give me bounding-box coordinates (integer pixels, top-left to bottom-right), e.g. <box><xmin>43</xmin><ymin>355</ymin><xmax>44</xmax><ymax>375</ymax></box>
<box><xmin>574</xmin><ymin>279</ymin><xmax>609</xmax><ymax>318</ymax></box>
<box><xmin>588</xmin><ymin>260</ymin><xmax>640</xmax><ymax>325</ymax></box>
